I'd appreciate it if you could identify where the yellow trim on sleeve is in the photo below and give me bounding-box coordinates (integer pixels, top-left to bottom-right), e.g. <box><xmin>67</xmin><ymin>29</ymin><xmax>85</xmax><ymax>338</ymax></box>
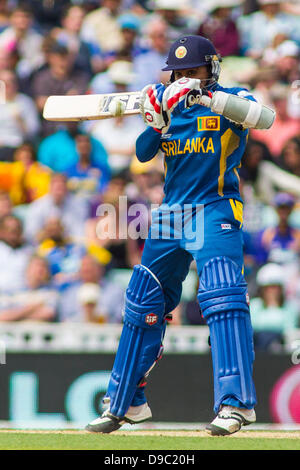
<box><xmin>229</xmin><ymin>198</ymin><xmax>244</xmax><ymax>228</ymax></box>
<box><xmin>164</xmin><ymin>158</ymin><xmax>167</xmax><ymax>179</ymax></box>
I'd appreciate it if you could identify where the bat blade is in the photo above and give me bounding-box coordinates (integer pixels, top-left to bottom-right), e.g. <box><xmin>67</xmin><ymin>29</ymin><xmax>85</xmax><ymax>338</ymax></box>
<box><xmin>43</xmin><ymin>92</ymin><xmax>141</xmax><ymax>121</ymax></box>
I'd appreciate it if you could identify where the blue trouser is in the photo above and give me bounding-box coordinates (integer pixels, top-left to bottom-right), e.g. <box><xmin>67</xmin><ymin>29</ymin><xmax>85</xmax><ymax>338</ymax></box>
<box><xmin>139</xmin><ymin>199</ymin><xmax>255</xmax><ymax>410</ymax></box>
<box><xmin>106</xmin><ymin>199</ymin><xmax>256</xmax><ymax>414</ymax></box>
<box><xmin>142</xmin><ymin>199</ymin><xmax>244</xmax><ymax>314</ymax></box>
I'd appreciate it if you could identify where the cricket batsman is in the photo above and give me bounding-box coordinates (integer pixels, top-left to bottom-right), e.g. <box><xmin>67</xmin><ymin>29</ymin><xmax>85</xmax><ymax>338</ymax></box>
<box><xmin>86</xmin><ymin>35</ymin><xmax>275</xmax><ymax>436</ymax></box>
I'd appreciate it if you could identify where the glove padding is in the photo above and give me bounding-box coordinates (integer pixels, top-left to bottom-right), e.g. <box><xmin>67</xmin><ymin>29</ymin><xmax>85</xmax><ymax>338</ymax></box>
<box><xmin>162</xmin><ymin>78</ymin><xmax>201</xmax><ymax>112</ymax></box>
<box><xmin>140</xmin><ymin>78</ymin><xmax>211</xmax><ymax>133</ymax></box>
<box><xmin>139</xmin><ymin>83</ymin><xmax>170</xmax><ymax>133</ymax></box>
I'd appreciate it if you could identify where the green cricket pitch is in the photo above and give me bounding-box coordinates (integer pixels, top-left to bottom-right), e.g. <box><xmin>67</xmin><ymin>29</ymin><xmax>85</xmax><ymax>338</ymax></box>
<box><xmin>0</xmin><ymin>429</ymin><xmax>299</xmax><ymax>450</ymax></box>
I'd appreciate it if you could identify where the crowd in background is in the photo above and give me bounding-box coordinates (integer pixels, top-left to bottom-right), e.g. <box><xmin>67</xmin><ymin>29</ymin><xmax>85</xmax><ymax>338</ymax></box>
<box><xmin>0</xmin><ymin>0</ymin><xmax>299</xmax><ymax>351</ymax></box>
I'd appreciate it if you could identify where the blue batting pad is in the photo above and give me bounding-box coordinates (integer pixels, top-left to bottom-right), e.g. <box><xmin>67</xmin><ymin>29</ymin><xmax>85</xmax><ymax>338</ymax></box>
<box><xmin>198</xmin><ymin>256</ymin><xmax>256</xmax><ymax>412</ymax></box>
<box><xmin>107</xmin><ymin>264</ymin><xmax>166</xmax><ymax>417</ymax></box>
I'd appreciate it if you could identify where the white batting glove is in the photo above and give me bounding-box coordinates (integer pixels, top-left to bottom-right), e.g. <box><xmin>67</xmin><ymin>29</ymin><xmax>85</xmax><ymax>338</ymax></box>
<box><xmin>162</xmin><ymin>78</ymin><xmax>213</xmax><ymax>112</ymax></box>
<box><xmin>139</xmin><ymin>79</ymin><xmax>213</xmax><ymax>134</ymax></box>
<box><xmin>139</xmin><ymin>83</ymin><xmax>171</xmax><ymax>133</ymax></box>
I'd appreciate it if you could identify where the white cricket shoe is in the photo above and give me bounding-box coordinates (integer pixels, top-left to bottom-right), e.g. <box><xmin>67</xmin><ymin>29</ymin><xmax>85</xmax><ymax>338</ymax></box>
<box><xmin>205</xmin><ymin>405</ymin><xmax>256</xmax><ymax>436</ymax></box>
<box><xmin>85</xmin><ymin>403</ymin><xmax>152</xmax><ymax>433</ymax></box>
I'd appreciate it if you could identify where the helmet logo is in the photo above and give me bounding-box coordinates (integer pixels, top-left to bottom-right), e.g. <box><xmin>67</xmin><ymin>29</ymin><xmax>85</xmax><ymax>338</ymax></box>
<box><xmin>175</xmin><ymin>46</ymin><xmax>187</xmax><ymax>59</ymax></box>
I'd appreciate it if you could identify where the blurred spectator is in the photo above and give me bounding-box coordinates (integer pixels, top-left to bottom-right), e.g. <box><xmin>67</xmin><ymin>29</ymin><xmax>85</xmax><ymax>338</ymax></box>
<box><xmin>0</xmin><ymin>0</ymin><xmax>11</xmax><ymax>33</ymax></box>
<box><xmin>240</xmin><ymin>179</ymin><xmax>267</xmax><ymax>235</ymax></box>
<box><xmin>80</xmin><ymin>0</ymin><xmax>123</xmax><ymax>54</ymax></box>
<box><xmin>0</xmin><ymin>142</ymin><xmax>51</xmax><ymax>205</ymax></box>
<box><xmin>65</xmin><ymin>133</ymin><xmax>110</xmax><ymax>199</ymax></box>
<box><xmin>250</xmin><ymin>263</ymin><xmax>299</xmax><ymax>351</ymax></box>
<box><xmin>265</xmin><ymin>39</ymin><xmax>300</xmax><ymax>117</ymax></box>
<box><xmin>182</xmin><ymin>274</ymin><xmax>206</xmax><ymax>326</ymax></box>
<box><xmin>248</xmin><ymin>65</ymin><xmax>279</xmax><ymax>108</ymax></box>
<box><xmin>116</xmin><ymin>13</ymin><xmax>147</xmax><ymax>60</ymax></box>
<box><xmin>90</xmin><ymin>113</ymin><xmax>145</xmax><ymax>175</ymax></box>
<box><xmin>51</xmin><ymin>4</ymin><xmax>104</xmax><ymax>76</ymax></box>
<box><xmin>124</xmin><ymin>155</ymin><xmax>165</xmax><ymax>264</ymax></box>
<box><xmin>255</xmin><ymin>193</ymin><xmax>300</xmax><ymax>267</ymax></box>
<box><xmin>37</xmin><ymin>123</ymin><xmax>109</xmax><ymax>173</ymax></box>
<box><xmin>238</xmin><ymin>139</ymin><xmax>274</xmax><ymax>233</ymax></box>
<box><xmin>239</xmin><ymin>138</ymin><xmax>271</xmax><ymax>220</ymax></box>
<box><xmin>282</xmin><ymin>1</ymin><xmax>300</xmax><ymax>16</ymax></box>
<box><xmin>32</xmin><ymin>42</ymin><xmax>90</xmax><ymax>136</ymax></box>
<box><xmin>88</xmin><ymin>60</ymin><xmax>144</xmax><ymax>175</ymax></box>
<box><xmin>37</xmin><ymin>216</ymin><xmax>86</xmax><ymax>287</ymax></box>
<box><xmin>250</xmin><ymin>84</ymin><xmax>300</xmax><ymax>159</ymax></box>
<box><xmin>103</xmin><ymin>13</ymin><xmax>148</xmax><ymax>65</ymax></box>
<box><xmin>242</xmin><ymin>228</ymin><xmax>258</xmax><ymax>286</ymax></box>
<box><xmin>24</xmin><ymin>172</ymin><xmax>90</xmax><ymax>245</ymax></box>
<box><xmin>0</xmin><ymin>3</ymin><xmax>44</xmax><ymax>78</ymax></box>
<box><xmin>0</xmin><ymin>42</ymin><xmax>19</xmax><ymax>74</ymax></box>
<box><xmin>241</xmin><ymin>0</ymin><xmax>258</xmax><ymax>15</ymax></box>
<box><xmin>58</xmin><ymin>254</ymin><xmax>124</xmax><ymax>323</ymax></box>
<box><xmin>150</xmin><ymin>0</ymin><xmax>197</xmax><ymax>42</ymax></box>
<box><xmin>0</xmin><ymin>190</ymin><xmax>12</xmax><ymax>218</ymax></box>
<box><xmin>132</xmin><ymin>19</ymin><xmax>171</xmax><ymax>89</ymax></box>
<box><xmin>85</xmin><ymin>173</ymin><xmax>140</xmax><ymax>269</ymax></box>
<box><xmin>126</xmin><ymin>155</ymin><xmax>164</xmax><ymax>206</ymax></box>
<box><xmin>278</xmin><ymin>136</ymin><xmax>300</xmax><ymax>177</ymax></box>
<box><xmin>0</xmin><ymin>255</ymin><xmax>58</xmax><ymax>322</ymax></box>
<box><xmin>239</xmin><ymin>138</ymin><xmax>286</xmax><ymax>233</ymax></box>
<box><xmin>255</xmin><ymin>159</ymin><xmax>300</xmax><ymax>205</ymax></box>
<box><xmin>27</xmin><ymin>0</ymin><xmax>71</xmax><ymax>32</ymax></box>
<box><xmin>0</xmin><ymin>213</ymin><xmax>33</xmax><ymax>292</ymax></box>
<box><xmin>89</xmin><ymin>58</ymin><xmax>136</xmax><ymax>95</ymax></box>
<box><xmin>0</xmin><ymin>69</ymin><xmax>40</xmax><ymax>161</ymax></box>
<box><xmin>262</xmin><ymin>36</ymin><xmax>299</xmax><ymax>85</ymax></box>
<box><xmin>197</xmin><ymin>0</ymin><xmax>241</xmax><ymax>57</ymax></box>
<box><xmin>240</xmin><ymin>138</ymin><xmax>272</xmax><ymax>185</ymax></box>
<box><xmin>237</xmin><ymin>0</ymin><xmax>300</xmax><ymax>59</ymax></box>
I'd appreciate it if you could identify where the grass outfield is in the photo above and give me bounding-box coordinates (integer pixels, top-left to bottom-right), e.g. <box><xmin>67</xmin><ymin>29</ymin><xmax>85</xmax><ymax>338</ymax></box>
<box><xmin>0</xmin><ymin>430</ymin><xmax>299</xmax><ymax>450</ymax></box>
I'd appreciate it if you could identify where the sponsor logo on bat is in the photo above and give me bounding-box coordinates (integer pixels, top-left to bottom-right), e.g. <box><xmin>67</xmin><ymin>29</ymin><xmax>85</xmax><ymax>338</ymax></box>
<box><xmin>102</xmin><ymin>94</ymin><xmax>140</xmax><ymax>113</ymax></box>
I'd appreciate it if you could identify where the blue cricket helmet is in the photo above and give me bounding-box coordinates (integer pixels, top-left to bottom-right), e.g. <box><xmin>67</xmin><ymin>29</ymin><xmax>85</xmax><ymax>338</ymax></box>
<box><xmin>162</xmin><ymin>35</ymin><xmax>222</xmax><ymax>84</ymax></box>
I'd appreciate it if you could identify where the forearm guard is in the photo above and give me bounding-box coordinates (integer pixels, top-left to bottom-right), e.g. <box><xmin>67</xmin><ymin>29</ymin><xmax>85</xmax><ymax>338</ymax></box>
<box><xmin>210</xmin><ymin>91</ymin><xmax>276</xmax><ymax>129</ymax></box>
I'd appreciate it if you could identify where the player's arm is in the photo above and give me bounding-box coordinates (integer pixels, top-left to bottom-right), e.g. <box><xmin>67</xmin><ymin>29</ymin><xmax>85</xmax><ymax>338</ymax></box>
<box><xmin>139</xmin><ymin>79</ymin><xmax>205</xmax><ymax>133</ymax></box>
<box><xmin>136</xmin><ymin>127</ymin><xmax>162</xmax><ymax>162</ymax></box>
<box><xmin>137</xmin><ymin>78</ymin><xmax>205</xmax><ymax>162</ymax></box>
<box><xmin>208</xmin><ymin>90</ymin><xmax>275</xmax><ymax>129</ymax></box>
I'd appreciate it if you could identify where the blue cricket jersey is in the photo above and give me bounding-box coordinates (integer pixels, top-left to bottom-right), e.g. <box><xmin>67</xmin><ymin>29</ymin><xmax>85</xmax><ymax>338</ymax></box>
<box><xmin>136</xmin><ymin>84</ymin><xmax>256</xmax><ymax>206</ymax></box>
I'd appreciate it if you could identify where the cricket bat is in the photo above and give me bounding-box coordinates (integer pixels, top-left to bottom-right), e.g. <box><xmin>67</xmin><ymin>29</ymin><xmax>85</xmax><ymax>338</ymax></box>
<box><xmin>43</xmin><ymin>91</ymin><xmax>141</xmax><ymax>121</ymax></box>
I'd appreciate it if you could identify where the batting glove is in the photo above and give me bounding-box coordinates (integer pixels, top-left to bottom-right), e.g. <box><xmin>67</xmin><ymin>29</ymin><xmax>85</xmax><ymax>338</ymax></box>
<box><xmin>139</xmin><ymin>83</ymin><xmax>171</xmax><ymax>134</ymax></box>
<box><xmin>162</xmin><ymin>78</ymin><xmax>213</xmax><ymax>113</ymax></box>
<box><xmin>139</xmin><ymin>79</ymin><xmax>213</xmax><ymax>134</ymax></box>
